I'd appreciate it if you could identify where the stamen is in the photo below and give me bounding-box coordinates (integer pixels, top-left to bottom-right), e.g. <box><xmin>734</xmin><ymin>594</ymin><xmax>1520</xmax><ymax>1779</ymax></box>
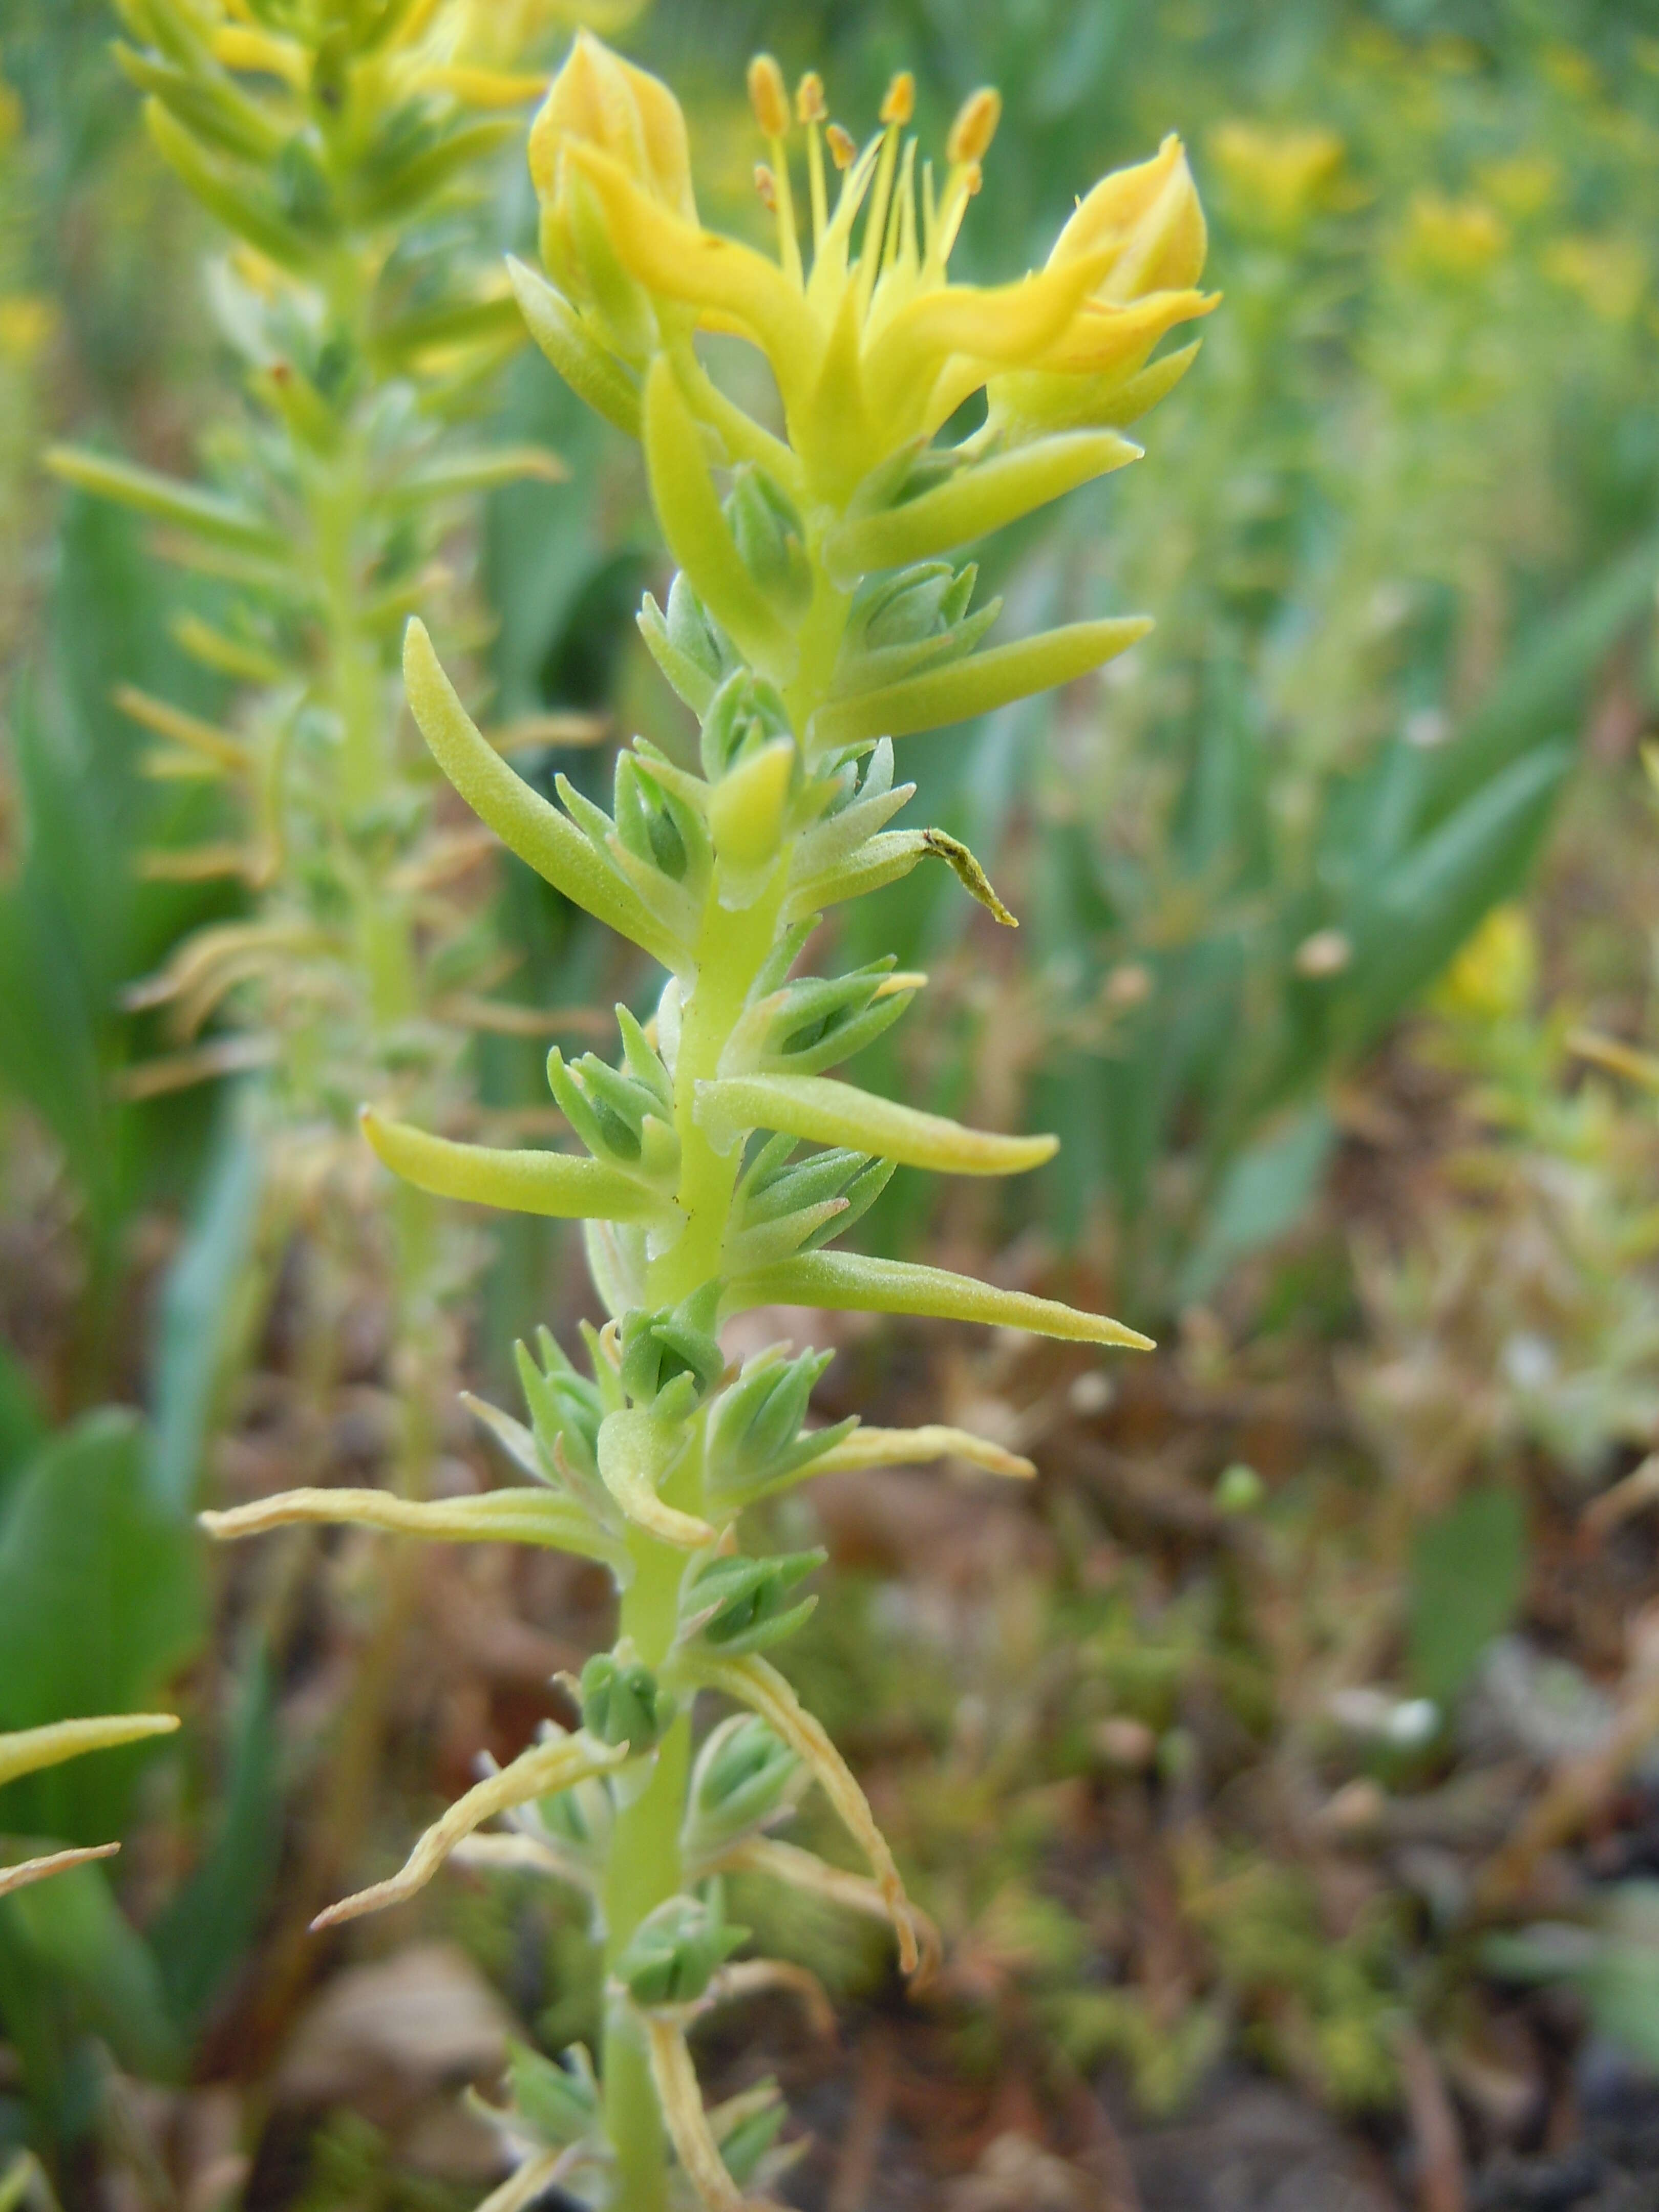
<box><xmin>746</xmin><ymin>53</ymin><xmax>790</xmax><ymax>140</ymax></box>
<box><xmin>800</xmin><ymin>75</ymin><xmax>828</xmax><ymax>247</ymax></box>
<box><xmin>880</xmin><ymin>71</ymin><xmax>915</xmax><ymax>126</ymax></box>
<box><xmin>746</xmin><ymin>55</ymin><xmax>802</xmax><ymax>289</ymax></box>
<box><xmin>947</xmin><ymin>86</ymin><xmax>1002</xmax><ymax>165</ymax></box>
<box><xmin>857</xmin><ymin>99</ymin><xmax>907</xmax><ymax>317</ymax></box>
<box><xmin>754</xmin><ymin>163</ymin><xmax>778</xmax><ymax>214</ymax></box>
<box><xmin>825</xmin><ymin>123</ymin><xmax>857</xmax><ymax>169</ymax></box>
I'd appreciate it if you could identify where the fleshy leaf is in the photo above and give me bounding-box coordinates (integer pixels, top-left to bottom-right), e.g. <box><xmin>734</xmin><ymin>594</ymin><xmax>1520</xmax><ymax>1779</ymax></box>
<box><xmin>0</xmin><ymin>1713</ymin><xmax>180</xmax><ymax>1790</ymax></box>
<box><xmin>643</xmin><ymin>357</ymin><xmax>797</xmax><ymax>682</ymax></box>
<box><xmin>696</xmin><ymin>1073</ymin><xmax>1056</xmax><ymax>1176</ymax></box>
<box><xmin>507</xmin><ymin>256</ymin><xmax>643</xmax><ymax>438</ymax></box>
<box><xmin>805</xmin><ymin>1425</ymin><xmax>1034</xmax><ymax>1479</ymax></box>
<box><xmin>827</xmin><ymin>430</ymin><xmax>1139</xmax><ymax>578</ymax></box>
<box><xmin>361</xmin><ymin>1106</ymin><xmax>661</xmax><ymax>1222</ymax></box>
<box><xmin>597</xmin><ymin>1409</ymin><xmax>716</xmax><ymax>1548</ymax></box>
<box><xmin>402</xmin><ymin>620</ymin><xmax>687</xmax><ymax>972</ymax></box>
<box><xmin>199</xmin><ymin>1484</ymin><xmax>625</xmax><ymax>1567</ymax></box>
<box><xmin>811</xmin><ymin>616</ymin><xmax>1152</xmax><ymax>750</ymax></box>
<box><xmin>312</xmin><ymin>1730</ymin><xmax>629</xmax><ymax>1928</ymax></box>
<box><xmin>732</xmin><ymin>1249</ymin><xmax>1155</xmax><ymax>1349</ymax></box>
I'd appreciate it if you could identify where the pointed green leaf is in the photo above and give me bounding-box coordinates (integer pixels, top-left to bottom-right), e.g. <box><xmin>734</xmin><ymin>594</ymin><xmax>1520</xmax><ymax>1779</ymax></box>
<box><xmin>733</xmin><ymin>1249</ymin><xmax>1153</xmax><ymax>1349</ymax></box>
<box><xmin>697</xmin><ymin>1074</ymin><xmax>1056</xmax><ymax>1177</ymax></box>
<box><xmin>402</xmin><ymin>620</ymin><xmax>686</xmax><ymax>971</ymax></box>
<box><xmin>200</xmin><ymin>1483</ymin><xmax>622</xmax><ymax>1564</ymax></box>
<box><xmin>360</xmin><ymin>1105</ymin><xmax>659</xmax><ymax>1222</ymax></box>
<box><xmin>507</xmin><ymin>257</ymin><xmax>643</xmax><ymax>439</ymax></box>
<box><xmin>45</xmin><ymin>446</ymin><xmax>286</xmax><ymax>560</ymax></box>
<box><xmin>812</xmin><ymin>616</ymin><xmax>1152</xmax><ymax>749</ymax></box>
<box><xmin>642</xmin><ymin>356</ymin><xmax>796</xmax><ymax>683</ymax></box>
<box><xmin>828</xmin><ymin>431</ymin><xmax>1139</xmax><ymax>578</ymax></box>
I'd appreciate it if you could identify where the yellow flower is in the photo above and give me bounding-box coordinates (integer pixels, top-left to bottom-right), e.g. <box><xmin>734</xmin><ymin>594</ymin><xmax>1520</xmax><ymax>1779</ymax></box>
<box><xmin>1544</xmin><ymin>234</ymin><xmax>1648</xmax><ymax>323</ymax></box>
<box><xmin>0</xmin><ymin>293</ymin><xmax>54</xmax><ymax>363</ymax></box>
<box><xmin>527</xmin><ymin>37</ymin><xmax>1214</xmax><ymax>500</ymax></box>
<box><xmin>1435</xmin><ymin>904</ymin><xmax>1536</xmax><ymax>1023</ymax></box>
<box><xmin>1399</xmin><ymin>192</ymin><xmax>1507</xmax><ymax>280</ymax></box>
<box><xmin>1208</xmin><ymin>120</ymin><xmax>1344</xmax><ymax>233</ymax></box>
<box><xmin>527</xmin><ymin>28</ymin><xmax>697</xmax><ymax>358</ymax></box>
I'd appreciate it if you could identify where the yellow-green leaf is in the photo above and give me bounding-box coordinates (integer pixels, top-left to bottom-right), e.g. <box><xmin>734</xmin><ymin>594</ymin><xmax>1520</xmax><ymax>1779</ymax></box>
<box><xmin>361</xmin><ymin>1105</ymin><xmax>659</xmax><ymax>1222</ymax></box>
<box><xmin>734</xmin><ymin>1249</ymin><xmax>1154</xmax><ymax>1349</ymax></box>
<box><xmin>697</xmin><ymin>1073</ymin><xmax>1056</xmax><ymax>1177</ymax></box>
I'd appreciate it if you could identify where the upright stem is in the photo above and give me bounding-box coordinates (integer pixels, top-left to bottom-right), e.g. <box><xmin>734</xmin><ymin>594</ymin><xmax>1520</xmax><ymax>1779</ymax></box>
<box><xmin>599</xmin><ymin>587</ymin><xmax>847</xmax><ymax>2192</ymax></box>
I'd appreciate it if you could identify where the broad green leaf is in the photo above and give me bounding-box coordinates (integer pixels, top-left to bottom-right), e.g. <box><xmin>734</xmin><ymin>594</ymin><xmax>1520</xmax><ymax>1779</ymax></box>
<box><xmin>150</xmin><ymin>1646</ymin><xmax>281</xmax><ymax>2029</ymax></box>
<box><xmin>1176</xmin><ymin>1104</ymin><xmax>1335</xmax><ymax>1307</ymax></box>
<box><xmin>1408</xmin><ymin>1485</ymin><xmax>1527</xmax><ymax>1706</ymax></box>
<box><xmin>147</xmin><ymin>1097</ymin><xmax>266</xmax><ymax>1513</ymax></box>
<box><xmin>0</xmin><ymin>1411</ymin><xmax>202</xmax><ymax>1847</ymax></box>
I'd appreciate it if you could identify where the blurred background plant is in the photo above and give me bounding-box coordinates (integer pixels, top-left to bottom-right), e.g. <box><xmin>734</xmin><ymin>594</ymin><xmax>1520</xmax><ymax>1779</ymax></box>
<box><xmin>8</xmin><ymin>1</ymin><xmax>1659</xmax><ymax>2208</ymax></box>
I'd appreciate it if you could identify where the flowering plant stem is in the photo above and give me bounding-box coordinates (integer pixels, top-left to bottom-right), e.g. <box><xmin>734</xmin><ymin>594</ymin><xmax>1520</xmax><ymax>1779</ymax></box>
<box><xmin>207</xmin><ymin>32</ymin><xmax>1210</xmax><ymax>2209</ymax></box>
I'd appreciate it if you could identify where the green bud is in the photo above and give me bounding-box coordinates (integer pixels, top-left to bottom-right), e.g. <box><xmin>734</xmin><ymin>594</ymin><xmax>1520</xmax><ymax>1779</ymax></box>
<box><xmin>667</xmin><ymin>572</ymin><xmax>733</xmax><ymax>683</ymax></box>
<box><xmin>615</xmin><ymin>1894</ymin><xmax>748</xmax><ymax>2007</ymax></box>
<box><xmin>700</xmin><ymin>669</ymin><xmax>793</xmax><ymax>783</ymax></box>
<box><xmin>683</xmin><ymin>1713</ymin><xmax>800</xmax><ymax>1858</ymax></box>
<box><xmin>725</xmin><ymin>465</ymin><xmax>812</xmax><ymax>619</ymax></box>
<box><xmin>505</xmin><ymin>2040</ymin><xmax>600</xmax><ymax>2151</ymax></box>
<box><xmin>618</xmin><ymin>1285</ymin><xmax>725</xmax><ymax>1408</ymax></box>
<box><xmin>717</xmin><ymin>2085</ymin><xmax>790</xmax><ymax>2187</ymax></box>
<box><xmin>1215</xmin><ymin>1462</ymin><xmax>1266</xmax><ymax>1515</ymax></box>
<box><xmin>679</xmin><ymin>1548</ymin><xmax>824</xmax><ymax>1656</ymax></box>
<box><xmin>515</xmin><ymin>1329</ymin><xmax>605</xmax><ymax>1484</ymax></box>
<box><xmin>579</xmin><ymin>1648</ymin><xmax>675</xmax><ymax>1750</ymax></box>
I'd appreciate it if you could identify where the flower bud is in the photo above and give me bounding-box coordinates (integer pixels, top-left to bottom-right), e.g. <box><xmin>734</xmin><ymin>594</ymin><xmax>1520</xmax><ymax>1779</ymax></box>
<box><xmin>618</xmin><ymin>1285</ymin><xmax>725</xmax><ymax>1409</ymax></box>
<box><xmin>615</xmin><ymin>1894</ymin><xmax>748</xmax><ymax>2007</ymax></box>
<box><xmin>580</xmin><ymin>1647</ymin><xmax>675</xmax><ymax>1750</ymax></box>
<box><xmin>528</xmin><ymin>33</ymin><xmax>696</xmax><ymax>358</ymax></box>
<box><xmin>725</xmin><ymin>465</ymin><xmax>813</xmax><ymax>620</ymax></box>
<box><xmin>506</xmin><ymin>2040</ymin><xmax>600</xmax><ymax>2151</ymax></box>
<box><xmin>680</xmin><ymin>1549</ymin><xmax>825</xmax><ymax>1656</ymax></box>
<box><xmin>699</xmin><ymin>669</ymin><xmax>793</xmax><ymax>783</ymax></box>
<box><xmin>1048</xmin><ymin>133</ymin><xmax>1207</xmax><ymax>302</ymax></box>
<box><xmin>683</xmin><ymin>1714</ymin><xmax>801</xmax><ymax>1859</ymax></box>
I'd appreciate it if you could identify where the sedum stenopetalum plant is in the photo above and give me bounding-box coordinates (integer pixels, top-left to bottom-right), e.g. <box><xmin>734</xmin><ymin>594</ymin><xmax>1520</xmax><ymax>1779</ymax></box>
<box><xmin>207</xmin><ymin>37</ymin><xmax>1209</xmax><ymax>2211</ymax></box>
<box><xmin>44</xmin><ymin>0</ymin><xmax>611</xmax><ymax>1413</ymax></box>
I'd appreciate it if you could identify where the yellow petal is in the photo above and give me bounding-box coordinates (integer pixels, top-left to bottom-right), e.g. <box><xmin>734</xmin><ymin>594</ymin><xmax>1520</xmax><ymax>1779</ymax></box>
<box><xmin>861</xmin><ymin>248</ymin><xmax>1114</xmax><ymax>441</ymax></box>
<box><xmin>1050</xmin><ymin>134</ymin><xmax>1208</xmax><ymax>297</ymax></box>
<box><xmin>564</xmin><ymin>144</ymin><xmax>817</xmax><ymax>404</ymax></box>
<box><xmin>528</xmin><ymin>30</ymin><xmax>695</xmax><ymax>224</ymax></box>
<box><xmin>1035</xmin><ymin>285</ymin><xmax>1217</xmax><ymax>379</ymax></box>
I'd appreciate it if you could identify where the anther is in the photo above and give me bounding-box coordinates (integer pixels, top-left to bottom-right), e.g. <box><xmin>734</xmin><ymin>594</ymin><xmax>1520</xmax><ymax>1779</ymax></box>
<box><xmin>753</xmin><ymin>162</ymin><xmax>778</xmax><ymax>212</ymax></box>
<box><xmin>880</xmin><ymin>72</ymin><xmax>915</xmax><ymax>127</ymax></box>
<box><xmin>825</xmin><ymin>122</ymin><xmax>857</xmax><ymax>169</ymax></box>
<box><xmin>962</xmin><ymin>159</ymin><xmax>983</xmax><ymax>196</ymax></box>
<box><xmin>947</xmin><ymin>86</ymin><xmax>1001</xmax><ymax>165</ymax></box>
<box><xmin>747</xmin><ymin>53</ymin><xmax>791</xmax><ymax>139</ymax></box>
<box><xmin>796</xmin><ymin>71</ymin><xmax>826</xmax><ymax>125</ymax></box>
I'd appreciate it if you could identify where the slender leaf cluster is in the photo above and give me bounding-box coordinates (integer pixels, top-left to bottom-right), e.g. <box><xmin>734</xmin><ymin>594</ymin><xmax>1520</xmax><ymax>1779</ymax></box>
<box><xmin>48</xmin><ymin>0</ymin><xmax>578</xmax><ymax>1157</ymax></box>
<box><xmin>207</xmin><ymin>34</ymin><xmax>1205</xmax><ymax>2211</ymax></box>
